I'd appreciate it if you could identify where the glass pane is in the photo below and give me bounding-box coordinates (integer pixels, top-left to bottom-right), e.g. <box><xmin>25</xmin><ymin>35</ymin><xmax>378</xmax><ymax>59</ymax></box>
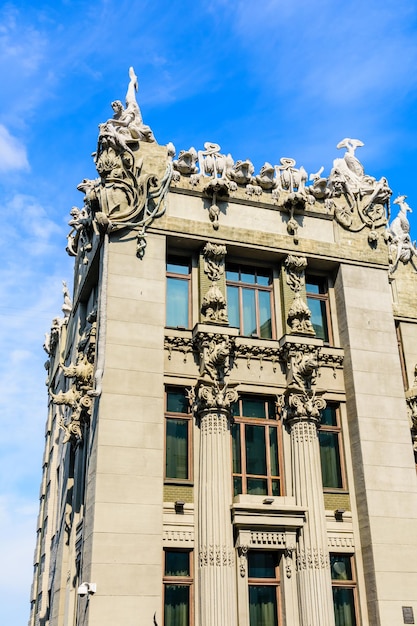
<box><xmin>306</xmin><ymin>275</ymin><xmax>325</xmax><ymax>294</ymax></box>
<box><xmin>307</xmin><ymin>298</ymin><xmax>328</xmax><ymax>341</ymax></box>
<box><xmin>269</xmin><ymin>428</ymin><xmax>279</xmax><ymax>476</ymax></box>
<box><xmin>167</xmin><ymin>390</ymin><xmax>189</xmax><ymax>414</ymax></box>
<box><xmin>242</xmin><ymin>397</ymin><xmax>267</xmax><ymax>418</ymax></box>
<box><xmin>271</xmin><ymin>479</ymin><xmax>280</xmax><ymax>496</ymax></box>
<box><xmin>246</xmin><ymin>425</ymin><xmax>267</xmax><ymax>475</ymax></box>
<box><xmin>241</xmin><ymin>269</ymin><xmax>256</xmax><ymax>284</ymax></box>
<box><xmin>165</xmin><ymin>551</ymin><xmax>190</xmax><ymax>576</ymax></box>
<box><xmin>242</xmin><ymin>288</ymin><xmax>257</xmax><ymax>335</ymax></box>
<box><xmin>226</xmin><ymin>265</ymin><xmax>239</xmax><ymax>282</ymax></box>
<box><xmin>247</xmin><ymin>477</ymin><xmax>268</xmax><ymax>495</ymax></box>
<box><xmin>167</xmin><ymin>259</ymin><xmax>189</xmax><ymax>275</ymax></box>
<box><xmin>333</xmin><ymin>587</ymin><xmax>357</xmax><ymax>626</ymax></box>
<box><xmin>164</xmin><ymin>585</ymin><xmax>190</xmax><ymax>626</ymax></box>
<box><xmin>248</xmin><ymin>552</ymin><xmax>278</xmax><ymax>578</ymax></box>
<box><xmin>232</xmin><ymin>423</ymin><xmax>241</xmax><ymax>473</ymax></box>
<box><xmin>167</xmin><ymin>278</ymin><xmax>189</xmax><ymax>327</ymax></box>
<box><xmin>227</xmin><ymin>285</ymin><xmax>240</xmax><ymax>329</ymax></box>
<box><xmin>256</xmin><ymin>269</ymin><xmax>271</xmax><ymax>287</ymax></box>
<box><xmin>259</xmin><ymin>290</ymin><xmax>272</xmax><ymax>338</ymax></box>
<box><xmin>330</xmin><ymin>556</ymin><xmax>353</xmax><ymax>581</ymax></box>
<box><xmin>233</xmin><ymin>476</ymin><xmax>242</xmax><ymax>497</ymax></box>
<box><xmin>166</xmin><ymin>419</ymin><xmax>188</xmax><ymax>479</ymax></box>
<box><xmin>319</xmin><ymin>432</ymin><xmax>342</xmax><ymax>488</ymax></box>
<box><xmin>321</xmin><ymin>405</ymin><xmax>337</xmax><ymax>427</ymax></box>
<box><xmin>249</xmin><ymin>586</ymin><xmax>278</xmax><ymax>626</ymax></box>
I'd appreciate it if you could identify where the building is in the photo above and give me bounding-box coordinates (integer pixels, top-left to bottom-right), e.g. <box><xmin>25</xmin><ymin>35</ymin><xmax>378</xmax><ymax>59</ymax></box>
<box><xmin>30</xmin><ymin>67</ymin><xmax>417</xmax><ymax>626</ymax></box>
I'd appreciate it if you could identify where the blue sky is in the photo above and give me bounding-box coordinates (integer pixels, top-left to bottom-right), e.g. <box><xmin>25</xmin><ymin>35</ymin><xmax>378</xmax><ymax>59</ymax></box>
<box><xmin>1</xmin><ymin>0</ymin><xmax>417</xmax><ymax>622</ymax></box>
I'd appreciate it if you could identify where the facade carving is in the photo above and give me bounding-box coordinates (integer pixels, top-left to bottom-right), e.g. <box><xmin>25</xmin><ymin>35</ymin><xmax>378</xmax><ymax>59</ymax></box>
<box><xmin>386</xmin><ymin>195</ymin><xmax>417</xmax><ymax>273</ymax></box>
<box><xmin>201</xmin><ymin>242</ymin><xmax>228</xmax><ymax>324</ymax></box>
<box><xmin>67</xmin><ymin>67</ymin><xmax>172</xmax><ymax>260</ymax></box>
<box><xmin>164</xmin><ymin>335</ymin><xmax>194</xmax><ymax>361</ymax></box>
<box><xmin>328</xmin><ymin>138</ymin><xmax>391</xmax><ymax>244</ymax></box>
<box><xmin>50</xmin><ymin>310</ymin><xmax>97</xmax><ymax>443</ymax></box>
<box><xmin>32</xmin><ymin>68</ymin><xmax>417</xmax><ymax>626</ymax></box>
<box><xmin>284</xmin><ymin>254</ymin><xmax>315</xmax><ymax>336</ymax></box>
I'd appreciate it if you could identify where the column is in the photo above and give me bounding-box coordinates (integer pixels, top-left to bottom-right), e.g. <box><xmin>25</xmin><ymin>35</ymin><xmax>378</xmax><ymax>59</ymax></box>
<box><xmin>281</xmin><ymin>337</ymin><xmax>335</xmax><ymax>626</ymax></box>
<box><xmin>193</xmin><ymin>327</ymin><xmax>238</xmax><ymax>626</ymax></box>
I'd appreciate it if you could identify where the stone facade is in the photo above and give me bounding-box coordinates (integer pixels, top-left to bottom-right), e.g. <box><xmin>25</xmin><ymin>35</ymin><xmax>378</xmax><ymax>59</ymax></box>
<box><xmin>30</xmin><ymin>69</ymin><xmax>417</xmax><ymax>626</ymax></box>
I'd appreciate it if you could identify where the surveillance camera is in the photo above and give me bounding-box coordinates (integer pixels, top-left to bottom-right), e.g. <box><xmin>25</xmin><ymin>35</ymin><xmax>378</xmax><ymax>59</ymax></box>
<box><xmin>77</xmin><ymin>582</ymin><xmax>96</xmax><ymax>596</ymax></box>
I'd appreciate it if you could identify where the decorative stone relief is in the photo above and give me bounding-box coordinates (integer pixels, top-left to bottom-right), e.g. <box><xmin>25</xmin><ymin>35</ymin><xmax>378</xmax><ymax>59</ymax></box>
<box><xmin>44</xmin><ymin>317</ymin><xmax>64</xmax><ymax>357</ymax></box>
<box><xmin>164</xmin><ymin>335</ymin><xmax>194</xmax><ymax>362</ymax></box>
<box><xmin>197</xmin><ymin>143</ymin><xmax>235</xmax><ymax>229</ymax></box>
<box><xmin>255</xmin><ymin>162</ymin><xmax>279</xmax><ymax>191</ymax></box>
<box><xmin>61</xmin><ymin>281</ymin><xmax>72</xmax><ymax>319</ymax></box>
<box><xmin>191</xmin><ymin>381</ymin><xmax>238</xmax><ymax>416</ymax></box>
<box><xmin>191</xmin><ymin>330</ymin><xmax>238</xmax><ymax>416</ymax></box>
<box><xmin>284</xmin><ymin>255</ymin><xmax>315</xmax><ymax>336</ymax></box>
<box><xmin>199</xmin><ymin>545</ymin><xmax>234</xmax><ymax>568</ymax></box>
<box><xmin>386</xmin><ymin>195</ymin><xmax>417</xmax><ymax>273</ymax></box>
<box><xmin>296</xmin><ymin>548</ymin><xmax>329</xmax><ymax>571</ymax></box>
<box><xmin>173</xmin><ymin>147</ymin><xmax>198</xmax><ymax>175</ymax></box>
<box><xmin>194</xmin><ymin>332</ymin><xmax>234</xmax><ymax>383</ymax></box>
<box><xmin>285</xmin><ymin>546</ymin><xmax>296</xmax><ymax>578</ymax></box>
<box><xmin>279</xmin><ymin>341</ymin><xmax>326</xmax><ymax>427</ymax></box>
<box><xmin>68</xmin><ymin>67</ymin><xmax>172</xmax><ymax>260</ymax></box>
<box><xmin>50</xmin><ymin>309</ymin><xmax>97</xmax><ymax>443</ymax></box>
<box><xmin>328</xmin><ymin>138</ymin><xmax>391</xmax><ymax>244</ymax></box>
<box><xmin>406</xmin><ymin>364</ymin><xmax>417</xmax><ymax>457</ymax></box>
<box><xmin>234</xmin><ymin>343</ymin><xmax>281</xmax><ymax>371</ymax></box>
<box><xmin>201</xmin><ymin>243</ymin><xmax>228</xmax><ymax>324</ymax></box>
<box><xmin>238</xmin><ymin>545</ymin><xmax>248</xmax><ymax>577</ymax></box>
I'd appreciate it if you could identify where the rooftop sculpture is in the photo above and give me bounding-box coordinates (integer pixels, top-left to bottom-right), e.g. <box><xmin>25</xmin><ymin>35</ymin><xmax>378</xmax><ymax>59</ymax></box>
<box><xmin>66</xmin><ymin>68</ymin><xmax>416</xmax><ymax>273</ymax></box>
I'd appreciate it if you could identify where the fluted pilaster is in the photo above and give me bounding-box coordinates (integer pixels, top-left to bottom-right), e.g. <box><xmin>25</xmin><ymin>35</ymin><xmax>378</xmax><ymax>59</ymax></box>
<box><xmin>198</xmin><ymin>408</ymin><xmax>237</xmax><ymax>626</ymax></box>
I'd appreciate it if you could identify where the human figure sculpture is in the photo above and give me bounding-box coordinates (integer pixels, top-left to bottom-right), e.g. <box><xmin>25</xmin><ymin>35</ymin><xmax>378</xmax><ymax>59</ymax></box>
<box><xmin>97</xmin><ymin>66</ymin><xmax>155</xmax><ymax>158</ymax></box>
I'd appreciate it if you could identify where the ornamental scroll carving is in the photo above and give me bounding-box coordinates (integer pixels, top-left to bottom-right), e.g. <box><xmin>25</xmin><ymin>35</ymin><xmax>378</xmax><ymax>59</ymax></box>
<box><xmin>284</xmin><ymin>255</ymin><xmax>315</xmax><ymax>336</ymax></box>
<box><xmin>201</xmin><ymin>243</ymin><xmax>228</xmax><ymax>325</ymax></box>
<box><xmin>67</xmin><ymin>67</ymin><xmax>172</xmax><ymax>260</ymax></box>
<box><xmin>50</xmin><ymin>309</ymin><xmax>97</xmax><ymax>443</ymax></box>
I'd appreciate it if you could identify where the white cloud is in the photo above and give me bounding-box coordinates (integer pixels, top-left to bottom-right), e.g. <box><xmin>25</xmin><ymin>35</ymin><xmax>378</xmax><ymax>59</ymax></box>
<box><xmin>0</xmin><ymin>124</ymin><xmax>29</xmax><ymax>172</ymax></box>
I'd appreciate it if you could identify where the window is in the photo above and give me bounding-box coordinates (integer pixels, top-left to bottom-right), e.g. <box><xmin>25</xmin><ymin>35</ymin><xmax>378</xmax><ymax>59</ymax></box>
<box><xmin>226</xmin><ymin>264</ymin><xmax>274</xmax><ymax>338</ymax></box>
<box><xmin>232</xmin><ymin>396</ymin><xmax>282</xmax><ymax>496</ymax></box>
<box><xmin>166</xmin><ymin>257</ymin><xmax>191</xmax><ymax>328</ymax></box>
<box><xmin>248</xmin><ymin>552</ymin><xmax>281</xmax><ymax>626</ymax></box>
<box><xmin>318</xmin><ymin>405</ymin><xmax>345</xmax><ymax>490</ymax></box>
<box><xmin>306</xmin><ymin>275</ymin><xmax>332</xmax><ymax>343</ymax></box>
<box><xmin>330</xmin><ymin>554</ymin><xmax>358</xmax><ymax>626</ymax></box>
<box><xmin>165</xmin><ymin>388</ymin><xmax>192</xmax><ymax>482</ymax></box>
<box><xmin>163</xmin><ymin>550</ymin><xmax>193</xmax><ymax>626</ymax></box>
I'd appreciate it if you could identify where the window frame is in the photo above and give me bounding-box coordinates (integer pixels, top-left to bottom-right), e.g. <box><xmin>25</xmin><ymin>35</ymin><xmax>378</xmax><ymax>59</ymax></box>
<box><xmin>166</xmin><ymin>256</ymin><xmax>192</xmax><ymax>329</ymax></box>
<box><xmin>305</xmin><ymin>274</ymin><xmax>333</xmax><ymax>344</ymax></box>
<box><xmin>163</xmin><ymin>549</ymin><xmax>193</xmax><ymax>626</ymax></box>
<box><xmin>330</xmin><ymin>554</ymin><xmax>359</xmax><ymax>626</ymax></box>
<box><xmin>318</xmin><ymin>403</ymin><xmax>347</xmax><ymax>492</ymax></box>
<box><xmin>164</xmin><ymin>387</ymin><xmax>193</xmax><ymax>484</ymax></box>
<box><xmin>247</xmin><ymin>551</ymin><xmax>282</xmax><ymax>626</ymax></box>
<box><xmin>226</xmin><ymin>262</ymin><xmax>275</xmax><ymax>339</ymax></box>
<box><xmin>231</xmin><ymin>395</ymin><xmax>283</xmax><ymax>497</ymax></box>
